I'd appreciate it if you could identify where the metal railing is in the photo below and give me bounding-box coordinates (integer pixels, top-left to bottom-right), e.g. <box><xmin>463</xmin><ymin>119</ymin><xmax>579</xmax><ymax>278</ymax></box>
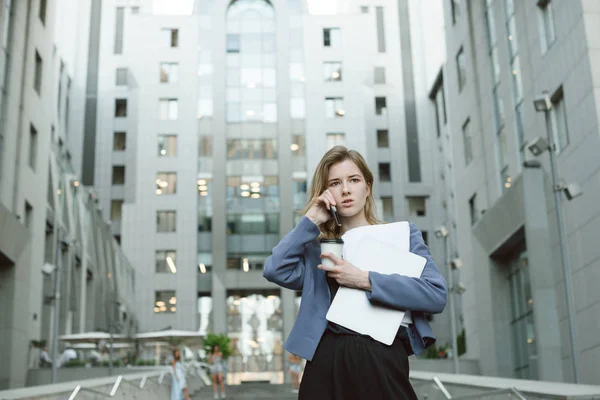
<box><xmin>414</xmin><ymin>376</ymin><xmax>528</xmax><ymax>400</ymax></box>
<box><xmin>67</xmin><ymin>371</ymin><xmax>168</xmax><ymax>399</ymax></box>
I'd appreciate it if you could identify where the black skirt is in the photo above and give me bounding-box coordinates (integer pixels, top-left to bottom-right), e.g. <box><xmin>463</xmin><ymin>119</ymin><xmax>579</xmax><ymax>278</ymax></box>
<box><xmin>298</xmin><ymin>330</ymin><xmax>418</xmax><ymax>400</ymax></box>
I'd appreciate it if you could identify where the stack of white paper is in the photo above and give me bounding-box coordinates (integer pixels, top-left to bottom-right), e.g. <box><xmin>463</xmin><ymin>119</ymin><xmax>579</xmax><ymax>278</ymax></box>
<box><xmin>325</xmin><ymin>222</ymin><xmax>427</xmax><ymax>345</ymax></box>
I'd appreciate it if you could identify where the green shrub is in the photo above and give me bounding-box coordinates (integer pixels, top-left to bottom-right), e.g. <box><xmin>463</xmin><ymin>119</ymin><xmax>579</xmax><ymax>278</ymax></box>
<box><xmin>63</xmin><ymin>359</ymin><xmax>87</xmax><ymax>368</ymax></box>
<box><xmin>203</xmin><ymin>333</ymin><xmax>232</xmax><ymax>360</ymax></box>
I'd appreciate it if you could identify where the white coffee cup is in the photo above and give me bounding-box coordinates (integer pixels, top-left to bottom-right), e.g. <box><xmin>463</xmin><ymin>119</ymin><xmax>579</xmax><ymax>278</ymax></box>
<box><xmin>320</xmin><ymin>239</ymin><xmax>344</xmax><ymax>267</ymax></box>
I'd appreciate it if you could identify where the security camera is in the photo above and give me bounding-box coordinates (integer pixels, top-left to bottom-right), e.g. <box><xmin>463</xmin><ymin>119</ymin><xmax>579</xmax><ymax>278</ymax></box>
<box><xmin>528</xmin><ymin>137</ymin><xmax>550</xmax><ymax>157</ymax></box>
<box><xmin>453</xmin><ymin>282</ymin><xmax>467</xmax><ymax>295</ymax></box>
<box><xmin>564</xmin><ymin>183</ymin><xmax>583</xmax><ymax>201</ymax></box>
<box><xmin>450</xmin><ymin>258</ymin><xmax>463</xmax><ymax>269</ymax></box>
<box><xmin>434</xmin><ymin>226</ymin><xmax>449</xmax><ymax>238</ymax></box>
<box><xmin>42</xmin><ymin>263</ymin><xmax>56</xmax><ymax>275</ymax></box>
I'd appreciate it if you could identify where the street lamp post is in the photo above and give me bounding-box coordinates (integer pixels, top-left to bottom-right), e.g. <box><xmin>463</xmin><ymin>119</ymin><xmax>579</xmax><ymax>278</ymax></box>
<box><xmin>436</xmin><ymin>226</ymin><xmax>459</xmax><ymax>374</ymax></box>
<box><xmin>108</xmin><ymin>300</ymin><xmax>121</xmax><ymax>376</ymax></box>
<box><xmin>532</xmin><ymin>92</ymin><xmax>581</xmax><ymax>383</ymax></box>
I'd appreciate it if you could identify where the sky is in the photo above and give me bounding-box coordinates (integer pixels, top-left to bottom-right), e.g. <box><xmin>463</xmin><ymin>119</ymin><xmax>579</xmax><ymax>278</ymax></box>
<box><xmin>152</xmin><ymin>0</ymin><xmax>339</xmax><ymax>15</ymax></box>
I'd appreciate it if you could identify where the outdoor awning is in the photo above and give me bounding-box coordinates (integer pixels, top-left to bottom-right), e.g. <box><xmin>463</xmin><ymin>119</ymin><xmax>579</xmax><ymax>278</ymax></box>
<box><xmin>58</xmin><ymin>331</ymin><xmax>126</xmax><ymax>343</ymax></box>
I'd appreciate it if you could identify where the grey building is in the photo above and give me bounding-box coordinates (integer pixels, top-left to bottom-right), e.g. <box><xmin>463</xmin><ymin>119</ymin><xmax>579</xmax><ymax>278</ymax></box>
<box><xmin>89</xmin><ymin>0</ymin><xmax>448</xmax><ymax>382</ymax></box>
<box><xmin>435</xmin><ymin>0</ymin><xmax>600</xmax><ymax>384</ymax></box>
<box><xmin>0</xmin><ymin>0</ymin><xmax>138</xmax><ymax>389</ymax></box>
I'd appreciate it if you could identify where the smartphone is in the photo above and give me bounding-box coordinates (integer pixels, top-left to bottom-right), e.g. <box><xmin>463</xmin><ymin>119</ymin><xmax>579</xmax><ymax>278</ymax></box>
<box><xmin>330</xmin><ymin>205</ymin><xmax>342</xmax><ymax>227</ymax></box>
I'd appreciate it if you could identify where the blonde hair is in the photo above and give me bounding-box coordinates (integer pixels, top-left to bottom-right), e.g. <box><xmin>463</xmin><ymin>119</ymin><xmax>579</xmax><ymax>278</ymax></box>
<box><xmin>301</xmin><ymin>146</ymin><xmax>380</xmax><ymax>239</ymax></box>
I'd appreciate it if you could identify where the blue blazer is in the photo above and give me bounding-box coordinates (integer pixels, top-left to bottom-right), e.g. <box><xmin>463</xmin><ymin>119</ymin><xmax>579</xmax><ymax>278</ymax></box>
<box><xmin>263</xmin><ymin>217</ymin><xmax>448</xmax><ymax>361</ymax></box>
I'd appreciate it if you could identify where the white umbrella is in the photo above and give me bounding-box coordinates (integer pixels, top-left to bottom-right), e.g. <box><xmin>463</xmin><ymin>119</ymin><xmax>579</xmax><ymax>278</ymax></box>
<box><xmin>58</xmin><ymin>331</ymin><xmax>126</xmax><ymax>343</ymax></box>
<box><xmin>135</xmin><ymin>330</ymin><xmax>204</xmax><ymax>342</ymax></box>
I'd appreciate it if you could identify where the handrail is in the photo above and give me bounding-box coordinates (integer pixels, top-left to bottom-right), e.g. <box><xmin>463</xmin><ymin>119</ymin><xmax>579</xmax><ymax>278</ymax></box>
<box><xmin>417</xmin><ymin>376</ymin><xmax>528</xmax><ymax>400</ymax></box>
<box><xmin>67</xmin><ymin>371</ymin><xmax>170</xmax><ymax>399</ymax></box>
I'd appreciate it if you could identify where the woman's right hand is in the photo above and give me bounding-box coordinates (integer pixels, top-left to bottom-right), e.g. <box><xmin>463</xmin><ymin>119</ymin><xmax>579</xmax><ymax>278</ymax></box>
<box><xmin>305</xmin><ymin>189</ymin><xmax>336</xmax><ymax>225</ymax></box>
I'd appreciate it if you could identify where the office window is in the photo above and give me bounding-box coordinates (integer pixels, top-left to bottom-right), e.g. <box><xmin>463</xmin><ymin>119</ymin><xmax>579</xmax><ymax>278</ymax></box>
<box><xmin>116</xmin><ymin>68</ymin><xmax>127</xmax><ymax>85</ymax></box>
<box><xmin>34</xmin><ymin>50</ymin><xmax>42</xmax><ymax>94</ymax></box>
<box><xmin>159</xmin><ymin>99</ymin><xmax>178</xmax><ymax>120</ymax></box>
<box><xmin>379</xmin><ymin>163</ymin><xmax>391</xmax><ymax>182</ymax></box>
<box><xmin>156</xmin><ymin>250</ymin><xmax>177</xmax><ymax>273</ymax></box>
<box><xmin>197</xmin><ymin>99</ymin><xmax>214</xmax><ymax>119</ymax></box>
<box><xmin>158</xmin><ymin>134</ymin><xmax>177</xmax><ymax>156</ymax></box>
<box><xmin>323</xmin><ymin>62</ymin><xmax>342</xmax><ymax>81</ymax></box>
<box><xmin>227</xmin><ymin>139</ymin><xmax>277</xmax><ymax>160</ymax></box>
<box><xmin>115</xmin><ymin>99</ymin><xmax>127</xmax><ymax>117</ymax></box>
<box><xmin>327</xmin><ymin>133</ymin><xmax>345</xmax><ymax>149</ymax></box>
<box><xmin>456</xmin><ymin>47</ymin><xmax>467</xmax><ymax>92</ymax></box>
<box><xmin>198</xmin><ymin>252</ymin><xmax>213</xmax><ymax>273</ymax></box>
<box><xmin>382</xmin><ymin>196</ymin><xmax>393</xmax><ymax>221</ymax></box>
<box><xmin>407</xmin><ymin>197</ymin><xmax>426</xmax><ymax>216</ymax></box>
<box><xmin>431</xmin><ymin>77</ymin><xmax>447</xmax><ymax>138</ymax></box>
<box><xmin>199</xmin><ymin>136</ymin><xmax>212</xmax><ymax>157</ymax></box>
<box><xmin>157</xmin><ymin>211</ymin><xmax>176</xmax><ymax>232</ymax></box>
<box><xmin>154</xmin><ymin>290</ymin><xmax>177</xmax><ymax>313</ymax></box>
<box><xmin>422</xmin><ymin>231</ymin><xmax>429</xmax><ymax>245</ymax></box>
<box><xmin>39</xmin><ymin>0</ymin><xmax>47</xmax><ymax>24</ymax></box>
<box><xmin>462</xmin><ymin>119</ymin><xmax>473</xmax><ymax>165</ymax></box>
<box><xmin>131</xmin><ymin>6</ymin><xmax>139</xmax><ymax>14</ymax></box>
<box><xmin>324</xmin><ymin>97</ymin><xmax>344</xmax><ymax>118</ymax></box>
<box><xmin>538</xmin><ymin>0</ymin><xmax>556</xmax><ymax>53</ymax></box>
<box><xmin>375</xmin><ymin>97</ymin><xmax>387</xmax><ymax>116</ymax></box>
<box><xmin>156</xmin><ymin>172</ymin><xmax>177</xmax><ymax>195</ymax></box>
<box><xmin>374</xmin><ymin>67</ymin><xmax>386</xmax><ymax>84</ymax></box>
<box><xmin>226</xmin><ymin>214</ymin><xmax>279</xmax><ymax>235</ymax></box>
<box><xmin>111</xmin><ymin>200</ymin><xmax>123</xmax><ymax>221</ymax></box>
<box><xmin>161</xmin><ymin>28</ymin><xmax>178</xmax><ymax>48</ymax></box>
<box><xmin>226</xmin><ymin>34</ymin><xmax>240</xmax><ymax>53</ymax></box>
<box><xmin>323</xmin><ymin>28</ymin><xmax>341</xmax><ymax>47</ymax></box>
<box><xmin>377</xmin><ymin>130</ymin><xmax>389</xmax><ymax>148</ymax></box>
<box><xmin>551</xmin><ymin>88</ymin><xmax>569</xmax><ymax>153</ymax></box>
<box><xmin>290</xmin><ymin>98</ymin><xmax>305</xmax><ymax>119</ymax></box>
<box><xmin>361</xmin><ymin>6</ymin><xmax>369</xmax><ymax>13</ymax></box>
<box><xmin>451</xmin><ymin>0</ymin><xmax>461</xmax><ymax>24</ymax></box>
<box><xmin>113</xmin><ymin>131</ymin><xmax>126</xmax><ymax>151</ymax></box>
<box><xmin>160</xmin><ymin>62</ymin><xmax>179</xmax><ymax>83</ymax></box>
<box><xmin>24</xmin><ymin>202</ymin><xmax>33</xmax><ymax>231</ymax></box>
<box><xmin>375</xmin><ymin>7</ymin><xmax>386</xmax><ymax>52</ymax></box>
<box><xmin>114</xmin><ymin>7</ymin><xmax>124</xmax><ymax>54</ymax></box>
<box><xmin>29</xmin><ymin>124</ymin><xmax>37</xmax><ymax>170</ymax></box>
<box><xmin>112</xmin><ymin>166</ymin><xmax>125</xmax><ymax>185</ymax></box>
<box><xmin>469</xmin><ymin>194</ymin><xmax>478</xmax><ymax>225</ymax></box>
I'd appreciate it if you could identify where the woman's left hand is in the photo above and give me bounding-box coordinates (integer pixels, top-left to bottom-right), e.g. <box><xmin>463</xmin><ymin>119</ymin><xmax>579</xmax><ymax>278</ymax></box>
<box><xmin>318</xmin><ymin>253</ymin><xmax>372</xmax><ymax>291</ymax></box>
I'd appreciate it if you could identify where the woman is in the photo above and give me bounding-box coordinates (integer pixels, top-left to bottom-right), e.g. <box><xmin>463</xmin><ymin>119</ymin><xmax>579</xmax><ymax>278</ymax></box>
<box><xmin>170</xmin><ymin>349</ymin><xmax>191</xmax><ymax>400</ymax></box>
<box><xmin>263</xmin><ymin>146</ymin><xmax>448</xmax><ymax>399</ymax></box>
<box><xmin>288</xmin><ymin>353</ymin><xmax>303</xmax><ymax>393</ymax></box>
<box><xmin>208</xmin><ymin>344</ymin><xmax>226</xmax><ymax>399</ymax></box>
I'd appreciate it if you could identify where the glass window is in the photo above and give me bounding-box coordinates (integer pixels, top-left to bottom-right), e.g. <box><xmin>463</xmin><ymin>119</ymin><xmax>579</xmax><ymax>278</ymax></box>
<box><xmin>323</xmin><ymin>62</ymin><xmax>342</xmax><ymax>81</ymax></box>
<box><xmin>551</xmin><ymin>89</ymin><xmax>569</xmax><ymax>152</ymax></box>
<box><xmin>382</xmin><ymin>196</ymin><xmax>393</xmax><ymax>221</ymax></box>
<box><xmin>110</xmin><ymin>200</ymin><xmax>123</xmax><ymax>221</ymax></box>
<box><xmin>451</xmin><ymin>0</ymin><xmax>461</xmax><ymax>24</ymax></box>
<box><xmin>456</xmin><ymin>47</ymin><xmax>467</xmax><ymax>92</ymax></box>
<box><xmin>226</xmin><ymin>214</ymin><xmax>279</xmax><ymax>234</ymax></box>
<box><xmin>507</xmin><ymin>16</ymin><xmax>518</xmax><ymax>58</ymax></box>
<box><xmin>378</xmin><ymin>163</ymin><xmax>391</xmax><ymax>182</ymax></box>
<box><xmin>160</xmin><ymin>62</ymin><xmax>179</xmax><ymax>83</ymax></box>
<box><xmin>227</xmin><ymin>176</ymin><xmax>279</xmax><ymax>200</ymax></box>
<box><xmin>159</xmin><ymin>99</ymin><xmax>178</xmax><ymax>120</ymax></box>
<box><xmin>227</xmin><ymin>34</ymin><xmax>240</xmax><ymax>53</ymax></box>
<box><xmin>463</xmin><ymin>118</ymin><xmax>473</xmax><ymax>165</ymax></box>
<box><xmin>115</xmin><ymin>99</ymin><xmax>127</xmax><ymax>117</ymax></box>
<box><xmin>290</xmin><ymin>99</ymin><xmax>305</xmax><ymax>119</ymax></box>
<box><xmin>511</xmin><ymin>56</ymin><xmax>523</xmax><ymax>102</ymax></box>
<box><xmin>227</xmin><ymin>139</ymin><xmax>277</xmax><ymax>160</ymax></box>
<box><xmin>34</xmin><ymin>51</ymin><xmax>43</xmax><ymax>94</ymax></box>
<box><xmin>493</xmin><ymin>86</ymin><xmax>505</xmax><ymax>130</ymax></box>
<box><xmin>538</xmin><ymin>0</ymin><xmax>556</xmax><ymax>53</ymax></box>
<box><xmin>291</xmin><ymin>135</ymin><xmax>305</xmax><ymax>156</ymax></box>
<box><xmin>197</xmin><ymin>99</ymin><xmax>213</xmax><ymax>119</ymax></box>
<box><xmin>198</xmin><ymin>252</ymin><xmax>213</xmax><ymax>273</ymax></box>
<box><xmin>197</xmin><ymin>63</ymin><xmax>213</xmax><ymax>76</ymax></box>
<box><xmin>158</xmin><ymin>134</ymin><xmax>176</xmax><ymax>156</ymax></box>
<box><xmin>227</xmin><ymin>103</ymin><xmax>241</xmax><ymax>123</ymax></box>
<box><xmin>156</xmin><ymin>211</ymin><xmax>176</xmax><ymax>232</ymax></box>
<box><xmin>114</xmin><ymin>8</ymin><xmax>124</xmax><ymax>54</ymax></box>
<box><xmin>323</xmin><ymin>28</ymin><xmax>341</xmax><ymax>47</ymax></box>
<box><xmin>407</xmin><ymin>197</ymin><xmax>426</xmax><ymax>216</ymax></box>
<box><xmin>263</xmin><ymin>69</ymin><xmax>276</xmax><ymax>87</ymax></box>
<box><xmin>113</xmin><ymin>131</ymin><xmax>126</xmax><ymax>151</ymax></box>
<box><xmin>161</xmin><ymin>28</ymin><xmax>178</xmax><ymax>48</ymax></box>
<box><xmin>469</xmin><ymin>194</ymin><xmax>478</xmax><ymax>225</ymax></box>
<box><xmin>154</xmin><ymin>290</ymin><xmax>177</xmax><ymax>313</ymax></box>
<box><xmin>324</xmin><ymin>97</ymin><xmax>344</xmax><ymax>118</ymax></box>
<box><xmin>24</xmin><ymin>202</ymin><xmax>33</xmax><ymax>231</ymax></box>
<box><xmin>39</xmin><ymin>0</ymin><xmax>47</xmax><ymax>24</ymax></box>
<box><xmin>377</xmin><ymin>130</ymin><xmax>389</xmax><ymax>148</ymax></box>
<box><xmin>116</xmin><ymin>68</ymin><xmax>127</xmax><ymax>85</ymax></box>
<box><xmin>156</xmin><ymin>250</ymin><xmax>177</xmax><ymax>273</ymax></box>
<box><xmin>374</xmin><ymin>66</ymin><xmax>386</xmax><ymax>84</ymax></box>
<box><xmin>156</xmin><ymin>172</ymin><xmax>177</xmax><ymax>195</ymax></box>
<box><xmin>241</xmin><ymin>68</ymin><xmax>262</xmax><ymax>86</ymax></box>
<box><xmin>199</xmin><ymin>136</ymin><xmax>213</xmax><ymax>157</ymax></box>
<box><xmin>375</xmin><ymin>7</ymin><xmax>386</xmax><ymax>52</ymax></box>
<box><xmin>327</xmin><ymin>133</ymin><xmax>345</xmax><ymax>149</ymax></box>
<box><xmin>263</xmin><ymin>103</ymin><xmax>277</xmax><ymax>122</ymax></box>
<box><xmin>29</xmin><ymin>125</ymin><xmax>37</xmax><ymax>170</ymax></box>
<box><xmin>290</xmin><ymin>63</ymin><xmax>304</xmax><ymax>82</ymax></box>
<box><xmin>375</xmin><ymin>97</ymin><xmax>387</xmax><ymax>116</ymax></box>
<box><xmin>112</xmin><ymin>166</ymin><xmax>125</xmax><ymax>185</ymax></box>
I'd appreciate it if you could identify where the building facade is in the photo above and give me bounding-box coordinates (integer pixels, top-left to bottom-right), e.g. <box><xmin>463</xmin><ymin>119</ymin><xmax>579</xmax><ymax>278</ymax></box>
<box><xmin>0</xmin><ymin>0</ymin><xmax>138</xmax><ymax>389</ymax></box>
<box><xmin>89</xmin><ymin>0</ymin><xmax>448</xmax><ymax>382</ymax></box>
<box><xmin>436</xmin><ymin>0</ymin><xmax>600</xmax><ymax>384</ymax></box>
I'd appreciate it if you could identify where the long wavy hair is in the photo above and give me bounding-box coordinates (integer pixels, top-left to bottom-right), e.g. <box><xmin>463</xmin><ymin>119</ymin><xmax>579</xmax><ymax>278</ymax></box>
<box><xmin>300</xmin><ymin>146</ymin><xmax>380</xmax><ymax>239</ymax></box>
